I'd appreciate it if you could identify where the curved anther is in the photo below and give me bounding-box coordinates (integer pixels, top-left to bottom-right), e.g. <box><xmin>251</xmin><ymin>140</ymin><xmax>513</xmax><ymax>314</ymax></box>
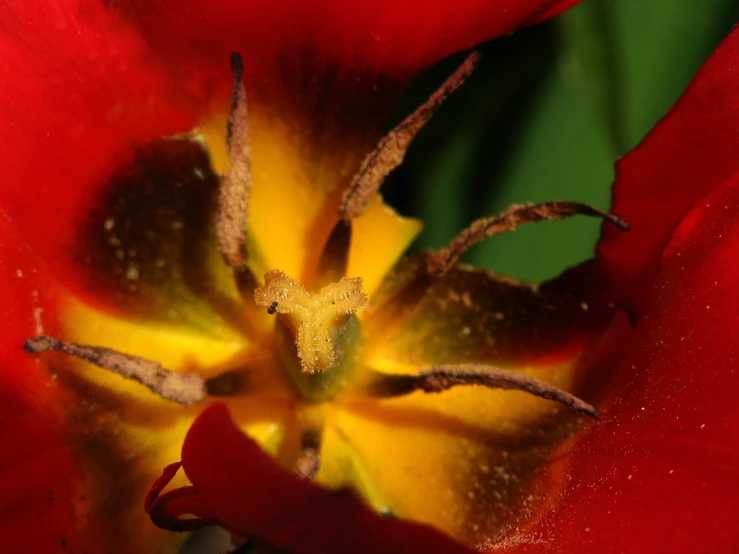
<box><xmin>339</xmin><ymin>51</ymin><xmax>480</xmax><ymax>221</ymax></box>
<box><xmin>297</xmin><ymin>430</ymin><xmax>322</xmax><ymax>480</ymax></box>
<box><xmin>24</xmin><ymin>336</ymin><xmax>206</xmax><ymax>406</ymax></box>
<box><xmin>216</xmin><ymin>52</ymin><xmax>252</xmax><ymax>268</ymax></box>
<box><xmin>426</xmin><ymin>201</ymin><xmax>629</xmax><ymax>277</ymax></box>
<box><xmin>364</xmin><ymin>364</ymin><xmax>598</xmax><ymax>419</ymax></box>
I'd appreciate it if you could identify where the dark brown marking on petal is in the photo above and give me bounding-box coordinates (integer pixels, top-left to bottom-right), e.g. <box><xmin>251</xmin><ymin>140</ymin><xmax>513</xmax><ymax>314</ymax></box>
<box><xmin>24</xmin><ymin>336</ymin><xmax>205</xmax><ymax>406</ymax></box>
<box><xmin>231</xmin><ymin>265</ymin><xmax>271</xmax><ymax>338</ymax></box>
<box><xmin>216</xmin><ymin>52</ymin><xmax>252</xmax><ymax>268</ymax></box>
<box><xmin>204</xmin><ymin>368</ymin><xmax>251</xmax><ymax>397</ymax></box>
<box><xmin>339</xmin><ymin>51</ymin><xmax>481</xmax><ymax>221</ymax></box>
<box><xmin>76</xmin><ymin>137</ymin><xmax>259</xmax><ymax>337</ymax></box>
<box><xmin>364</xmin><ymin>253</ymin><xmax>618</xmax><ymax>373</ymax></box>
<box><xmin>363</xmin><ymin>364</ymin><xmax>597</xmax><ymax>418</ymax></box>
<box><xmin>312</xmin><ymin>220</ymin><xmax>352</xmax><ymax>290</ymax></box>
<box><xmin>234</xmin><ymin>265</ymin><xmax>260</xmax><ymax>301</ymax></box>
<box><xmin>361</xmin><ymin>273</ymin><xmax>434</xmax><ymax>352</ymax></box>
<box><xmin>426</xmin><ymin>201</ymin><xmax>629</xmax><ymax>277</ymax></box>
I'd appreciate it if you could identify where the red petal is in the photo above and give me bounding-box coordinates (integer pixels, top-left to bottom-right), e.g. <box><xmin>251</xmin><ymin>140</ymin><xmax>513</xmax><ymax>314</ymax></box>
<box><xmin>0</xmin><ymin>213</ymin><xmax>77</xmax><ymax>553</ymax></box>
<box><xmin>595</xmin><ymin>26</ymin><xmax>739</xmax><ymax>315</ymax></box>
<box><xmin>145</xmin><ymin>461</ymin><xmax>183</xmax><ymax>513</ymax></box>
<box><xmin>123</xmin><ymin>2</ymin><xmax>585</xmax><ymax>273</ymax></box>
<box><xmin>0</xmin><ymin>210</ymin><xmax>188</xmax><ymax>554</ymax></box>
<box><xmin>179</xmin><ymin>402</ymin><xmax>476</xmax><ymax>554</ymax></box>
<box><xmin>0</xmin><ymin>0</ymin><xmax>194</xmax><ymax>305</ymax></box>
<box><xmin>128</xmin><ymin>0</ymin><xmax>581</xmax><ymax>106</ymax></box>
<box><xmin>146</xmin><ymin>462</ymin><xmax>221</xmax><ymax>532</ymax></box>
<box><xmin>495</xmin><ymin>174</ymin><xmax>739</xmax><ymax>552</ymax></box>
<box><xmin>530</xmin><ymin>0</ymin><xmax>583</xmax><ymax>23</ymax></box>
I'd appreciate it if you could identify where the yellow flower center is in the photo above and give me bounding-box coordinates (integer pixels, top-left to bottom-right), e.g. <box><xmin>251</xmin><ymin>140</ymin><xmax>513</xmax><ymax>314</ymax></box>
<box><xmin>24</xmin><ymin>52</ymin><xmax>627</xmax><ymax>550</ymax></box>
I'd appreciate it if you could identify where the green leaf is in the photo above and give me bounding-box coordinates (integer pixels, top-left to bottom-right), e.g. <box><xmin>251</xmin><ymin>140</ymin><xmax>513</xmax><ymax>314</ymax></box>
<box><xmin>394</xmin><ymin>0</ymin><xmax>739</xmax><ymax>283</ymax></box>
<box><xmin>559</xmin><ymin>0</ymin><xmax>626</xmax><ymax>155</ymax></box>
<box><xmin>460</xmin><ymin>0</ymin><xmax>739</xmax><ymax>282</ymax></box>
<box><xmin>465</xmin><ymin>65</ymin><xmax>613</xmax><ymax>283</ymax></box>
<box><xmin>613</xmin><ymin>0</ymin><xmax>739</xmax><ymax>147</ymax></box>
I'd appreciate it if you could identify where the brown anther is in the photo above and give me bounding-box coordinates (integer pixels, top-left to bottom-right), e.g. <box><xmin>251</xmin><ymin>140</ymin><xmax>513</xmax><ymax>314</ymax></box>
<box><xmin>204</xmin><ymin>368</ymin><xmax>249</xmax><ymax>397</ymax></box>
<box><xmin>364</xmin><ymin>364</ymin><xmax>598</xmax><ymax>419</ymax></box>
<box><xmin>296</xmin><ymin>429</ymin><xmax>321</xmax><ymax>479</ymax></box>
<box><xmin>216</xmin><ymin>52</ymin><xmax>251</xmax><ymax>268</ymax></box>
<box><xmin>297</xmin><ymin>447</ymin><xmax>321</xmax><ymax>479</ymax></box>
<box><xmin>267</xmin><ymin>301</ymin><xmax>278</xmax><ymax>315</ymax></box>
<box><xmin>426</xmin><ymin>201</ymin><xmax>630</xmax><ymax>277</ymax></box>
<box><xmin>339</xmin><ymin>51</ymin><xmax>480</xmax><ymax>221</ymax></box>
<box><xmin>24</xmin><ymin>336</ymin><xmax>206</xmax><ymax>406</ymax></box>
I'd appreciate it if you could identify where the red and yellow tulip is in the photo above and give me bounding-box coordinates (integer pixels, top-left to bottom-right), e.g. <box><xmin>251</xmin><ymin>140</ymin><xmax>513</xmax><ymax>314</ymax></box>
<box><xmin>1</xmin><ymin>1</ymin><xmax>738</xmax><ymax>553</ymax></box>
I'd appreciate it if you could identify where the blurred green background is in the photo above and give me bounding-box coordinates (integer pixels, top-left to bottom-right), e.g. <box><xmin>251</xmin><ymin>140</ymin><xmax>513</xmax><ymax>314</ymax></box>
<box><xmin>385</xmin><ymin>0</ymin><xmax>739</xmax><ymax>283</ymax></box>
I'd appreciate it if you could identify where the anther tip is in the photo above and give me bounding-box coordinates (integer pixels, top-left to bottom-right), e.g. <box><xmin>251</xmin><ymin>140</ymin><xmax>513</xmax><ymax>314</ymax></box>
<box><xmin>23</xmin><ymin>336</ymin><xmax>57</xmax><ymax>354</ymax></box>
<box><xmin>22</xmin><ymin>339</ymin><xmax>38</xmax><ymax>354</ymax></box>
<box><xmin>579</xmin><ymin>404</ymin><xmax>599</xmax><ymax>420</ymax></box>
<box><xmin>607</xmin><ymin>212</ymin><xmax>631</xmax><ymax>231</ymax></box>
<box><xmin>230</xmin><ymin>52</ymin><xmax>244</xmax><ymax>75</ymax></box>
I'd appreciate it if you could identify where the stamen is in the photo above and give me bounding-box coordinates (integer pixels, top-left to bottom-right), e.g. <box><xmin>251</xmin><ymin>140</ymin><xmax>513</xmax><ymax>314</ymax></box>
<box><xmin>339</xmin><ymin>51</ymin><xmax>480</xmax><ymax>221</ymax></box>
<box><xmin>426</xmin><ymin>201</ymin><xmax>630</xmax><ymax>277</ymax></box>
<box><xmin>297</xmin><ymin>447</ymin><xmax>321</xmax><ymax>479</ymax></box>
<box><xmin>364</xmin><ymin>364</ymin><xmax>598</xmax><ymax>419</ymax></box>
<box><xmin>254</xmin><ymin>271</ymin><xmax>367</xmax><ymax>372</ymax></box>
<box><xmin>204</xmin><ymin>369</ymin><xmax>248</xmax><ymax>397</ymax></box>
<box><xmin>297</xmin><ymin>430</ymin><xmax>322</xmax><ymax>479</ymax></box>
<box><xmin>216</xmin><ymin>52</ymin><xmax>252</xmax><ymax>268</ymax></box>
<box><xmin>24</xmin><ymin>336</ymin><xmax>206</xmax><ymax>406</ymax></box>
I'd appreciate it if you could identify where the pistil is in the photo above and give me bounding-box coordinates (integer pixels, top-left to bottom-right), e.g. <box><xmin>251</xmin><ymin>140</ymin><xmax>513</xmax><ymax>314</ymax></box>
<box><xmin>254</xmin><ymin>270</ymin><xmax>367</xmax><ymax>373</ymax></box>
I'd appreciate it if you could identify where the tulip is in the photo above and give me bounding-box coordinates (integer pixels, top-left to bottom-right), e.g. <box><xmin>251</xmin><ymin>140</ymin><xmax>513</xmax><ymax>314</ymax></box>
<box><xmin>4</xmin><ymin>2</ymin><xmax>736</xmax><ymax>554</ymax></box>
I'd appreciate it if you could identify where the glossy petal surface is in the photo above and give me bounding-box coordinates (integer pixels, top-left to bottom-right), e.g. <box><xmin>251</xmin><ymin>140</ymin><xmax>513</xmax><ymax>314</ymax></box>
<box><xmin>496</xmin><ymin>173</ymin><xmax>739</xmax><ymax>553</ymax></box>
<box><xmin>122</xmin><ymin>0</ymin><xmax>580</xmax><ymax>284</ymax></box>
<box><xmin>0</xmin><ymin>1</ymin><xmax>195</xmax><ymax>311</ymax></box>
<box><xmin>173</xmin><ymin>402</ymin><xmax>477</xmax><ymax>554</ymax></box>
<box><xmin>0</xmin><ymin>200</ymin><xmax>296</xmax><ymax>552</ymax></box>
<box><xmin>367</xmin><ymin>255</ymin><xmax>612</xmax><ymax>367</ymax></box>
<box><xmin>126</xmin><ymin>0</ymin><xmax>582</xmax><ymax>95</ymax></box>
<box><xmin>320</xmin><ymin>255</ymin><xmax>625</xmax><ymax>544</ymax></box>
<box><xmin>0</xmin><ymin>212</ymin><xmax>191</xmax><ymax>554</ymax></box>
<box><xmin>2</xmin><ymin>1</ymin><xmax>634</xmax><ymax>553</ymax></box>
<box><xmin>0</xmin><ymin>214</ymin><xmax>76</xmax><ymax>553</ymax></box>
<box><xmin>0</xmin><ymin>0</ymin><xmax>421</xmax><ymax>314</ymax></box>
<box><xmin>595</xmin><ymin>26</ymin><xmax>739</xmax><ymax>314</ymax></box>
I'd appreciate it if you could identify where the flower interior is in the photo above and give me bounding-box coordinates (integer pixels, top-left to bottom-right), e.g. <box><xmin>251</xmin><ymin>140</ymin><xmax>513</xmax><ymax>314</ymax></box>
<box><xmin>25</xmin><ymin>50</ymin><xmax>628</xmax><ymax>548</ymax></box>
